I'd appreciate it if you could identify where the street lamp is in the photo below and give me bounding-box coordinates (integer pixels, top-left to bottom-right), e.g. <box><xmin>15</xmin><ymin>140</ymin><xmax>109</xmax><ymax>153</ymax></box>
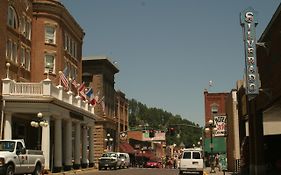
<box><xmin>30</xmin><ymin>112</ymin><xmax>48</xmax><ymax>149</ymax></box>
<box><xmin>105</xmin><ymin>133</ymin><xmax>113</xmax><ymax>152</ymax></box>
<box><xmin>205</xmin><ymin>119</ymin><xmax>217</xmax><ymax>173</ymax></box>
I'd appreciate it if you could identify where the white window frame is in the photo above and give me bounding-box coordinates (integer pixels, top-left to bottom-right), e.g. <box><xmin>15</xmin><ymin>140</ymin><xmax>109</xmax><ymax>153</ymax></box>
<box><xmin>44</xmin><ymin>53</ymin><xmax>55</xmax><ymax>73</ymax></box>
<box><xmin>45</xmin><ymin>25</ymin><xmax>56</xmax><ymax>44</ymax></box>
<box><xmin>26</xmin><ymin>49</ymin><xmax>31</xmax><ymax>71</ymax></box>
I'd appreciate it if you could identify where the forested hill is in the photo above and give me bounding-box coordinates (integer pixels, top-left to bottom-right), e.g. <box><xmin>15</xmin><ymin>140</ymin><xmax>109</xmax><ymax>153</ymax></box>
<box><xmin>128</xmin><ymin>98</ymin><xmax>203</xmax><ymax>147</ymax></box>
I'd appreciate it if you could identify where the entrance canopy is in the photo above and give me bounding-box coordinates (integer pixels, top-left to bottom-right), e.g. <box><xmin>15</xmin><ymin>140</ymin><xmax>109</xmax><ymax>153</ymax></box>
<box><xmin>204</xmin><ymin>137</ymin><xmax>226</xmax><ymax>153</ymax></box>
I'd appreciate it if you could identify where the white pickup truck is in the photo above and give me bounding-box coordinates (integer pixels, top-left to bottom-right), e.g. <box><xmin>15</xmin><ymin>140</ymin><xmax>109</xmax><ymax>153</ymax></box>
<box><xmin>0</xmin><ymin>139</ymin><xmax>45</xmax><ymax>175</ymax></box>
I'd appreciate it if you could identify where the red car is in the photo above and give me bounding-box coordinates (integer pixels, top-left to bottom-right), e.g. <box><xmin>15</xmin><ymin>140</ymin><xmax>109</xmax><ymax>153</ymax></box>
<box><xmin>144</xmin><ymin>160</ymin><xmax>161</xmax><ymax>168</ymax></box>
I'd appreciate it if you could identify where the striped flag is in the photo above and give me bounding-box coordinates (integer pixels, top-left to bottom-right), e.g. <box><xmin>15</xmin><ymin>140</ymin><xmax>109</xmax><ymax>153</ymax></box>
<box><xmin>72</xmin><ymin>78</ymin><xmax>79</xmax><ymax>89</ymax></box>
<box><xmin>59</xmin><ymin>67</ymin><xmax>69</xmax><ymax>89</ymax></box>
<box><xmin>78</xmin><ymin>83</ymin><xmax>86</xmax><ymax>100</ymax></box>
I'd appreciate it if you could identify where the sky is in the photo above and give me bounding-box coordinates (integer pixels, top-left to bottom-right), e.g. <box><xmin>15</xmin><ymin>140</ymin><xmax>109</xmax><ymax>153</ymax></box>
<box><xmin>60</xmin><ymin>0</ymin><xmax>280</xmax><ymax>126</ymax></box>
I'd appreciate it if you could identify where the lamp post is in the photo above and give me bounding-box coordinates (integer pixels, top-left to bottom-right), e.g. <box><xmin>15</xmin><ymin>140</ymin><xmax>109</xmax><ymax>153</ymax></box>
<box><xmin>205</xmin><ymin>119</ymin><xmax>217</xmax><ymax>173</ymax></box>
<box><xmin>105</xmin><ymin>133</ymin><xmax>113</xmax><ymax>152</ymax></box>
<box><xmin>30</xmin><ymin>112</ymin><xmax>48</xmax><ymax>149</ymax></box>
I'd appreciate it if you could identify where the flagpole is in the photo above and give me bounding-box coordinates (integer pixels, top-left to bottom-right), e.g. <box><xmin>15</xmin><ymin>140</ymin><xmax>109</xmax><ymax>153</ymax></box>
<box><xmin>58</xmin><ymin>71</ymin><xmax>62</xmax><ymax>86</ymax></box>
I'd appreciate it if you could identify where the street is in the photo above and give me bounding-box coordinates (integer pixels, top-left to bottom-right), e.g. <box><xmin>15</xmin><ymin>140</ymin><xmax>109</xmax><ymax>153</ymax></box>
<box><xmin>52</xmin><ymin>167</ymin><xmax>235</xmax><ymax>175</ymax></box>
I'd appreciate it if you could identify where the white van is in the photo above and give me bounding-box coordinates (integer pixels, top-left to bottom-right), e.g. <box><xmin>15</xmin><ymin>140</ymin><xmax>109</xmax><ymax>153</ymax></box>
<box><xmin>178</xmin><ymin>148</ymin><xmax>204</xmax><ymax>175</ymax></box>
<box><xmin>117</xmin><ymin>152</ymin><xmax>130</xmax><ymax>168</ymax></box>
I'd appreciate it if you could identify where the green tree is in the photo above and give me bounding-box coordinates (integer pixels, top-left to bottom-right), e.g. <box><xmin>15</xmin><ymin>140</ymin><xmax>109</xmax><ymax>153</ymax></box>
<box><xmin>128</xmin><ymin>99</ymin><xmax>203</xmax><ymax>147</ymax></box>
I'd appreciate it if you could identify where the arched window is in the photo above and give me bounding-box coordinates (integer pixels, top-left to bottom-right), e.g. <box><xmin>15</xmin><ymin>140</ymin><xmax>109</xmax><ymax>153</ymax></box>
<box><xmin>211</xmin><ymin>104</ymin><xmax>219</xmax><ymax>114</ymax></box>
<box><xmin>7</xmin><ymin>6</ymin><xmax>18</xmax><ymax>29</ymax></box>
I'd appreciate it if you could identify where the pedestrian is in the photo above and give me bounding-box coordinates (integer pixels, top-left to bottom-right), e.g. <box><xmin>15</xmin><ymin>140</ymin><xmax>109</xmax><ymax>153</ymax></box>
<box><xmin>173</xmin><ymin>157</ymin><xmax>177</xmax><ymax>169</ymax></box>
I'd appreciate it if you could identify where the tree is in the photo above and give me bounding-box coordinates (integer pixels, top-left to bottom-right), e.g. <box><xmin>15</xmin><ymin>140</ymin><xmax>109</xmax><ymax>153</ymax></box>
<box><xmin>128</xmin><ymin>98</ymin><xmax>202</xmax><ymax>147</ymax></box>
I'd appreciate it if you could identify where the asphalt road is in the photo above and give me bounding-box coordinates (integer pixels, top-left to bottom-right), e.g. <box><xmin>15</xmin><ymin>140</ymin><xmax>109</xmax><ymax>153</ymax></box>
<box><xmin>52</xmin><ymin>167</ymin><xmax>179</xmax><ymax>175</ymax></box>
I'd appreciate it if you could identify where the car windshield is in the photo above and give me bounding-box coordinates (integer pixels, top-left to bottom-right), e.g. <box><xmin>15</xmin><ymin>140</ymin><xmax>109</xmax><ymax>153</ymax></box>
<box><xmin>101</xmin><ymin>153</ymin><xmax>117</xmax><ymax>158</ymax></box>
<box><xmin>0</xmin><ymin>141</ymin><xmax>15</xmax><ymax>152</ymax></box>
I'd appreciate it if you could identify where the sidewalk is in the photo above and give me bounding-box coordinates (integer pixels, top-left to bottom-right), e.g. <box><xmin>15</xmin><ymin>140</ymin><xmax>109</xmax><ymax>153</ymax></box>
<box><xmin>204</xmin><ymin>167</ymin><xmax>238</xmax><ymax>175</ymax></box>
<box><xmin>47</xmin><ymin>167</ymin><xmax>98</xmax><ymax>175</ymax></box>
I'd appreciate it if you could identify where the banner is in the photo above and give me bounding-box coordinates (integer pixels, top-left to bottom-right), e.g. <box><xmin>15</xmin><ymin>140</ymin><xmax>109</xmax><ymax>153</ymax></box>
<box><xmin>214</xmin><ymin>115</ymin><xmax>227</xmax><ymax>136</ymax></box>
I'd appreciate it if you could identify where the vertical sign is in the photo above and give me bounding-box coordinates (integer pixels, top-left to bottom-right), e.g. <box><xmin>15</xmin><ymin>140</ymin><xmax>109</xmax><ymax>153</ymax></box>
<box><xmin>214</xmin><ymin>115</ymin><xmax>227</xmax><ymax>136</ymax></box>
<box><xmin>240</xmin><ymin>7</ymin><xmax>260</xmax><ymax>100</ymax></box>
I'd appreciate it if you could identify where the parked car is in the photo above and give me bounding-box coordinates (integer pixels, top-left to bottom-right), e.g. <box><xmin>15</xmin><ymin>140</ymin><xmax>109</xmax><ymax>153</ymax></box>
<box><xmin>144</xmin><ymin>159</ymin><xmax>161</xmax><ymax>168</ymax></box>
<box><xmin>178</xmin><ymin>148</ymin><xmax>204</xmax><ymax>175</ymax></box>
<box><xmin>0</xmin><ymin>139</ymin><xmax>45</xmax><ymax>175</ymax></box>
<box><xmin>98</xmin><ymin>152</ymin><xmax>122</xmax><ymax>170</ymax></box>
<box><xmin>117</xmin><ymin>152</ymin><xmax>130</xmax><ymax>168</ymax></box>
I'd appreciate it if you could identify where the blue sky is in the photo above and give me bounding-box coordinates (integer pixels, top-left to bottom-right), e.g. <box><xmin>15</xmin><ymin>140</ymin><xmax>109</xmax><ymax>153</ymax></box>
<box><xmin>61</xmin><ymin>0</ymin><xmax>280</xmax><ymax>126</ymax></box>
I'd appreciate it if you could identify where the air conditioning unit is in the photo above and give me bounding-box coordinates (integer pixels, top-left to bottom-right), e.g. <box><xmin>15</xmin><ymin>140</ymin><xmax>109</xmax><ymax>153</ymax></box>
<box><xmin>46</xmin><ymin>39</ymin><xmax>54</xmax><ymax>44</ymax></box>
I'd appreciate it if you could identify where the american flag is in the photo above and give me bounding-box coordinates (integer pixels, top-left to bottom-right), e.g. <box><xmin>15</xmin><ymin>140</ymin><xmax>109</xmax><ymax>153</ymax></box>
<box><xmin>59</xmin><ymin>67</ymin><xmax>69</xmax><ymax>89</ymax></box>
<box><xmin>72</xmin><ymin>79</ymin><xmax>79</xmax><ymax>89</ymax></box>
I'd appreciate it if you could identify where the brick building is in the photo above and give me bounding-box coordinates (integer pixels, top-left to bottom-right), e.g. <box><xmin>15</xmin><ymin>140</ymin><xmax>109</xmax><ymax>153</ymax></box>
<box><xmin>0</xmin><ymin>0</ymin><xmax>97</xmax><ymax>173</ymax></box>
<box><xmin>203</xmin><ymin>90</ymin><xmax>228</xmax><ymax>155</ymax></box>
<box><xmin>82</xmin><ymin>55</ymin><xmax>129</xmax><ymax>165</ymax></box>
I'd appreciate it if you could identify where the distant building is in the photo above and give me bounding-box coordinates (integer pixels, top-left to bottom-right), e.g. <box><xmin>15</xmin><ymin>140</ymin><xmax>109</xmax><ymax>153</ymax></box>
<box><xmin>203</xmin><ymin>91</ymin><xmax>228</xmax><ymax>155</ymax></box>
<box><xmin>82</xmin><ymin>56</ymin><xmax>129</xmax><ymax>164</ymax></box>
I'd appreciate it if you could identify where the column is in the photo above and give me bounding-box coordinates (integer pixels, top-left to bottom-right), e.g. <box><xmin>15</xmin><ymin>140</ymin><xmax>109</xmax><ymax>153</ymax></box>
<box><xmin>88</xmin><ymin>126</ymin><xmax>94</xmax><ymax>167</ymax></box>
<box><xmin>81</xmin><ymin>125</ymin><xmax>88</xmax><ymax>168</ymax></box>
<box><xmin>74</xmin><ymin>122</ymin><xmax>81</xmax><ymax>169</ymax></box>
<box><xmin>64</xmin><ymin>119</ymin><xmax>72</xmax><ymax>171</ymax></box>
<box><xmin>54</xmin><ymin>119</ymin><xmax>62</xmax><ymax>173</ymax></box>
<box><xmin>4</xmin><ymin>112</ymin><xmax>12</xmax><ymax>139</ymax></box>
<box><xmin>41</xmin><ymin>115</ymin><xmax>50</xmax><ymax>170</ymax></box>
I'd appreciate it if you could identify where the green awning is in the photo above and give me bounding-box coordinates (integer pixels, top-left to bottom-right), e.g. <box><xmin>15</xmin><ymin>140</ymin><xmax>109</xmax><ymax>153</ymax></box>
<box><xmin>204</xmin><ymin>137</ymin><xmax>226</xmax><ymax>153</ymax></box>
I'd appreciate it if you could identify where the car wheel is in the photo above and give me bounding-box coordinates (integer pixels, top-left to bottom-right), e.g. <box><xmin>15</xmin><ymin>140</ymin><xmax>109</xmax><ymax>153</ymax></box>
<box><xmin>32</xmin><ymin>164</ymin><xmax>42</xmax><ymax>175</ymax></box>
<box><xmin>6</xmin><ymin>164</ymin><xmax>14</xmax><ymax>175</ymax></box>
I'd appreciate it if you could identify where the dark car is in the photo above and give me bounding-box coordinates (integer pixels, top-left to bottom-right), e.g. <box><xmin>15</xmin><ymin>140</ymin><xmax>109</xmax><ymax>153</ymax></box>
<box><xmin>144</xmin><ymin>159</ymin><xmax>161</xmax><ymax>168</ymax></box>
<box><xmin>98</xmin><ymin>152</ymin><xmax>122</xmax><ymax>170</ymax></box>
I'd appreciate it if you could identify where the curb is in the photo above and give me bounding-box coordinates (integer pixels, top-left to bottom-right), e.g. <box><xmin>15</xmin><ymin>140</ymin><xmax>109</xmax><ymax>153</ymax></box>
<box><xmin>48</xmin><ymin>168</ymin><xmax>98</xmax><ymax>175</ymax></box>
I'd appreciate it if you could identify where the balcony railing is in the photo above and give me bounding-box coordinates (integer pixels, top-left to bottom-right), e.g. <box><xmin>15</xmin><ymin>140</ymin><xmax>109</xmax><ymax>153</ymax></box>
<box><xmin>2</xmin><ymin>78</ymin><xmax>95</xmax><ymax>115</ymax></box>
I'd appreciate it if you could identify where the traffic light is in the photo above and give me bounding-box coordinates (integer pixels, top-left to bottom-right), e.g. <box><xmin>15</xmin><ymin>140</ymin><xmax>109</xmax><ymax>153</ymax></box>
<box><xmin>169</xmin><ymin>127</ymin><xmax>176</xmax><ymax>136</ymax></box>
<box><xmin>149</xmin><ymin>130</ymin><xmax>155</xmax><ymax>138</ymax></box>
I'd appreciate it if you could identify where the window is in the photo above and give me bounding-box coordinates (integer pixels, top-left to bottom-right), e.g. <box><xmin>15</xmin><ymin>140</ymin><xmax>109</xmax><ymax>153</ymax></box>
<box><xmin>21</xmin><ymin>17</ymin><xmax>31</xmax><ymax>40</ymax></box>
<box><xmin>183</xmin><ymin>152</ymin><xmax>191</xmax><ymax>159</ymax></box>
<box><xmin>211</xmin><ymin>104</ymin><xmax>218</xmax><ymax>114</ymax></box>
<box><xmin>20</xmin><ymin>46</ymin><xmax>25</xmax><ymax>66</ymax></box>
<box><xmin>26</xmin><ymin>49</ymin><xmax>30</xmax><ymax>70</ymax></box>
<box><xmin>45</xmin><ymin>26</ymin><xmax>55</xmax><ymax>44</ymax></box>
<box><xmin>64</xmin><ymin>32</ymin><xmax>78</xmax><ymax>60</ymax></box>
<box><xmin>7</xmin><ymin>6</ymin><xmax>18</xmax><ymax>29</ymax></box>
<box><xmin>6</xmin><ymin>40</ymin><xmax>12</xmax><ymax>60</ymax></box>
<box><xmin>192</xmin><ymin>152</ymin><xmax>201</xmax><ymax>159</ymax></box>
<box><xmin>44</xmin><ymin>54</ymin><xmax>55</xmax><ymax>73</ymax></box>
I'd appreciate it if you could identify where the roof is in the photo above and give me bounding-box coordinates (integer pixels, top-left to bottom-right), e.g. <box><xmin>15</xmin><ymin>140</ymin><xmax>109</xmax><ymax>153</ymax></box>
<box><xmin>82</xmin><ymin>55</ymin><xmax>119</xmax><ymax>73</ymax></box>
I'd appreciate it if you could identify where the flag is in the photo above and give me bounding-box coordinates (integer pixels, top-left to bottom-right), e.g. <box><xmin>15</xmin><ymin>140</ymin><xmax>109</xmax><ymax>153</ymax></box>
<box><xmin>59</xmin><ymin>67</ymin><xmax>69</xmax><ymax>89</ymax></box>
<box><xmin>72</xmin><ymin>78</ymin><xmax>79</xmax><ymax>89</ymax></box>
<box><xmin>78</xmin><ymin>83</ymin><xmax>86</xmax><ymax>100</ymax></box>
<box><xmin>86</xmin><ymin>88</ymin><xmax>96</xmax><ymax>105</ymax></box>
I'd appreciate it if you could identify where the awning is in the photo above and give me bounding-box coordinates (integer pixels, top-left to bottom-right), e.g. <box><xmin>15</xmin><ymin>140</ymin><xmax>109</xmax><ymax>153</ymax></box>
<box><xmin>204</xmin><ymin>137</ymin><xmax>226</xmax><ymax>153</ymax></box>
<box><xmin>119</xmin><ymin>142</ymin><xmax>135</xmax><ymax>154</ymax></box>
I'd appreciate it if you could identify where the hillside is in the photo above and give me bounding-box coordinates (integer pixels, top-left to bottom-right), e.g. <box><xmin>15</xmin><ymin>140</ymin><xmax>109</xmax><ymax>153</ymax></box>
<box><xmin>128</xmin><ymin>99</ymin><xmax>203</xmax><ymax>147</ymax></box>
